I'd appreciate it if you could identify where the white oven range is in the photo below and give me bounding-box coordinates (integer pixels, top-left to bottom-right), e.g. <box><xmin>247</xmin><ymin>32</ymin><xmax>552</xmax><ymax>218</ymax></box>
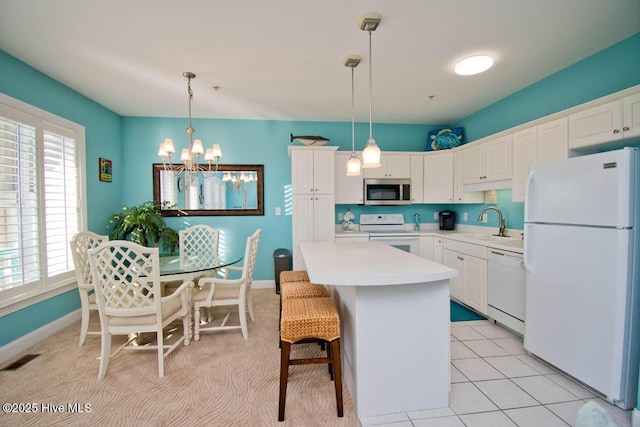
<box><xmin>359</xmin><ymin>214</ymin><xmax>420</xmax><ymax>255</ymax></box>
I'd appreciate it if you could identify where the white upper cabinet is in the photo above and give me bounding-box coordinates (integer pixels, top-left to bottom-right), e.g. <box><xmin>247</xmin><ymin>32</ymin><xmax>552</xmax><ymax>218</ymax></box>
<box><xmin>623</xmin><ymin>92</ymin><xmax>640</xmax><ymax>139</ymax></box>
<box><xmin>568</xmin><ymin>93</ymin><xmax>640</xmax><ymax>149</ymax></box>
<box><xmin>512</xmin><ymin>127</ymin><xmax>538</xmax><ymax>202</ymax></box>
<box><xmin>537</xmin><ymin>117</ymin><xmax>569</xmax><ymax>164</ymax></box>
<box><xmin>453</xmin><ymin>150</ymin><xmax>484</xmax><ymax>204</ymax></box>
<box><xmin>334</xmin><ymin>152</ymin><xmax>364</xmax><ymax>204</ymax></box>
<box><xmin>410</xmin><ymin>155</ymin><xmax>424</xmax><ymax>204</ymax></box>
<box><xmin>424</xmin><ymin>151</ymin><xmax>453</xmax><ymax>203</ymax></box>
<box><xmin>363</xmin><ymin>153</ymin><xmax>411</xmax><ymax>178</ymax></box>
<box><xmin>484</xmin><ymin>135</ymin><xmax>513</xmax><ymax>181</ymax></box>
<box><xmin>290</xmin><ymin>147</ymin><xmax>337</xmax><ymax>194</ymax></box>
<box><xmin>463</xmin><ymin>134</ymin><xmax>512</xmax><ymax>185</ymax></box>
<box><xmin>512</xmin><ymin>117</ymin><xmax>568</xmax><ymax>202</ymax></box>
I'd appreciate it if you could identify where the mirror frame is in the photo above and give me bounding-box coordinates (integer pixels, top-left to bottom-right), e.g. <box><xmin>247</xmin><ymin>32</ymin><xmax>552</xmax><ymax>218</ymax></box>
<box><xmin>152</xmin><ymin>163</ymin><xmax>264</xmax><ymax>216</ymax></box>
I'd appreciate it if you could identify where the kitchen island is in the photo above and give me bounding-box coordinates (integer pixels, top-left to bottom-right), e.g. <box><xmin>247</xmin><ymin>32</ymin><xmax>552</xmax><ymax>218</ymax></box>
<box><xmin>299</xmin><ymin>241</ymin><xmax>457</xmax><ymax>419</ymax></box>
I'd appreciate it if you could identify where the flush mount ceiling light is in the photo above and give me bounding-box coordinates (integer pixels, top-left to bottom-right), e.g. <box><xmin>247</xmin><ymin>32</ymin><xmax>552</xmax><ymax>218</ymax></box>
<box><xmin>344</xmin><ymin>55</ymin><xmax>362</xmax><ymax>176</ymax></box>
<box><xmin>454</xmin><ymin>55</ymin><xmax>494</xmax><ymax>76</ymax></box>
<box><xmin>157</xmin><ymin>72</ymin><xmax>222</xmax><ymax>181</ymax></box>
<box><xmin>358</xmin><ymin>12</ymin><xmax>382</xmax><ymax>169</ymax></box>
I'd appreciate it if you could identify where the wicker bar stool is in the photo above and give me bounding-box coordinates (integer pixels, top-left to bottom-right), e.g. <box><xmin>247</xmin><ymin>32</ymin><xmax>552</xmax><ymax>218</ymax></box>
<box><xmin>278</xmin><ymin>297</ymin><xmax>343</xmax><ymax>422</ymax></box>
<box><xmin>278</xmin><ymin>272</ymin><xmax>329</xmax><ymax>344</ymax></box>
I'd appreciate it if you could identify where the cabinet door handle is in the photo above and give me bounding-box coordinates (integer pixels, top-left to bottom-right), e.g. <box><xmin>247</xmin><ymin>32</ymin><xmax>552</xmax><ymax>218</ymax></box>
<box><xmin>613</xmin><ymin>129</ymin><xmax>620</xmax><ymax>134</ymax></box>
<box><xmin>623</xmin><ymin>126</ymin><xmax>630</xmax><ymax>132</ymax></box>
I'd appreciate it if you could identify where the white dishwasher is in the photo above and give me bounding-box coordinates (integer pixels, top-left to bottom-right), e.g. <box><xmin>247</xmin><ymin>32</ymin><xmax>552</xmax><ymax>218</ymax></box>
<box><xmin>487</xmin><ymin>248</ymin><xmax>525</xmax><ymax>335</ymax></box>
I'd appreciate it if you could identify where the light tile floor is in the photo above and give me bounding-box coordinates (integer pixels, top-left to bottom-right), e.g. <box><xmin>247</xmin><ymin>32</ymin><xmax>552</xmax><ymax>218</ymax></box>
<box><xmin>360</xmin><ymin>319</ymin><xmax>634</xmax><ymax>427</ymax></box>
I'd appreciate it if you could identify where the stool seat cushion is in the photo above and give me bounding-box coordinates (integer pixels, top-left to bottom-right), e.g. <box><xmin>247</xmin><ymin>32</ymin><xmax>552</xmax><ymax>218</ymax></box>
<box><xmin>280</xmin><ymin>270</ymin><xmax>309</xmax><ymax>284</ymax></box>
<box><xmin>280</xmin><ymin>281</ymin><xmax>329</xmax><ymax>300</ymax></box>
<box><xmin>280</xmin><ymin>297</ymin><xmax>340</xmax><ymax>343</ymax></box>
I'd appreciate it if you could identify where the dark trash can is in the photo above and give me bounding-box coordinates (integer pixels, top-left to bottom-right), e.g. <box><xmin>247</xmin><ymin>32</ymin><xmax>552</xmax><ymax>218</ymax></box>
<box><xmin>273</xmin><ymin>249</ymin><xmax>291</xmax><ymax>294</ymax></box>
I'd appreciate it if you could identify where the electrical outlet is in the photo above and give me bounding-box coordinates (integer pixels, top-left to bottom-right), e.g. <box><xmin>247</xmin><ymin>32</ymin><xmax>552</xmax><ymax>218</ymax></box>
<box><xmin>338</xmin><ymin>213</ymin><xmax>343</xmax><ymax>221</ymax></box>
<box><xmin>463</xmin><ymin>212</ymin><xmax>468</xmax><ymax>221</ymax></box>
<box><xmin>480</xmin><ymin>213</ymin><xmax>487</xmax><ymax>223</ymax></box>
<box><xmin>275</xmin><ymin>207</ymin><xmax>281</xmax><ymax>216</ymax></box>
<box><xmin>433</xmin><ymin>212</ymin><xmax>438</xmax><ymax>220</ymax></box>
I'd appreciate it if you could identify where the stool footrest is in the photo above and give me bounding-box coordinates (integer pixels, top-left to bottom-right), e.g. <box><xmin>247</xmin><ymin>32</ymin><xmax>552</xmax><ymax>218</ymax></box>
<box><xmin>288</xmin><ymin>356</ymin><xmax>331</xmax><ymax>366</ymax></box>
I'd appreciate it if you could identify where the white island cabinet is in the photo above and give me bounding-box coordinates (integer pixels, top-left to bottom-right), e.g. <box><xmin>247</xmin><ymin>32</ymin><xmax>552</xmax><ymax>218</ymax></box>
<box><xmin>299</xmin><ymin>241</ymin><xmax>457</xmax><ymax>419</ymax></box>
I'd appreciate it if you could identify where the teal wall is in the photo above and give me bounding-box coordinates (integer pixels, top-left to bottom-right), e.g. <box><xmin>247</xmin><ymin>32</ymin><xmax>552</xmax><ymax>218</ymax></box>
<box><xmin>1</xmin><ymin>32</ymin><xmax>639</xmax><ymax>352</ymax></box>
<box><xmin>121</xmin><ymin>117</ymin><xmax>439</xmax><ymax>282</ymax></box>
<box><xmin>456</xmin><ymin>33</ymin><xmax>640</xmax><ymax>142</ymax></box>
<box><xmin>0</xmin><ymin>51</ymin><xmax>123</xmax><ymax>347</ymax></box>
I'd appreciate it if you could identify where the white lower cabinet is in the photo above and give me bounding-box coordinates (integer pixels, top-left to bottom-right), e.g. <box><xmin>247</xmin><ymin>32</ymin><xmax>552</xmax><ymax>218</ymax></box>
<box><xmin>419</xmin><ymin>235</ymin><xmax>434</xmax><ymax>261</ymax></box>
<box><xmin>442</xmin><ymin>239</ymin><xmax>487</xmax><ymax>315</ymax></box>
<box><xmin>433</xmin><ymin>237</ymin><xmax>443</xmax><ymax>264</ymax></box>
<box><xmin>292</xmin><ymin>194</ymin><xmax>335</xmax><ymax>269</ymax></box>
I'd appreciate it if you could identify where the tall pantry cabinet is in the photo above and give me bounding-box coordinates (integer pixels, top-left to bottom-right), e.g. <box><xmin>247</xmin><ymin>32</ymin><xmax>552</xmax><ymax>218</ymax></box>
<box><xmin>289</xmin><ymin>146</ymin><xmax>338</xmax><ymax>269</ymax></box>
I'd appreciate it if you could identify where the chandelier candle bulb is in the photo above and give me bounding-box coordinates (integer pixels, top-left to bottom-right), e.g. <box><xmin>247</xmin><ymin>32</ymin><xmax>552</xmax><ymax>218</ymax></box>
<box><xmin>192</xmin><ymin>139</ymin><xmax>204</xmax><ymax>155</ymax></box>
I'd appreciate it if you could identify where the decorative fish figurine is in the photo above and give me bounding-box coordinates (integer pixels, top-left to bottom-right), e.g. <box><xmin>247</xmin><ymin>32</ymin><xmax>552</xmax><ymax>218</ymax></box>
<box><xmin>290</xmin><ymin>133</ymin><xmax>330</xmax><ymax>146</ymax></box>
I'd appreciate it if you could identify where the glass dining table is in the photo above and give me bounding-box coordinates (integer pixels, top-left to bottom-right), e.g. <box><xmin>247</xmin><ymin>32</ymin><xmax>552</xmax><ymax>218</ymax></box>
<box><xmin>159</xmin><ymin>253</ymin><xmax>243</xmax><ymax>295</ymax></box>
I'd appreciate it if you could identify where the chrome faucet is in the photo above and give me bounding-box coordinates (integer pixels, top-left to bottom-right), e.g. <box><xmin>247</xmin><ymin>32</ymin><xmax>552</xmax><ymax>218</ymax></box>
<box><xmin>478</xmin><ymin>206</ymin><xmax>508</xmax><ymax>237</ymax></box>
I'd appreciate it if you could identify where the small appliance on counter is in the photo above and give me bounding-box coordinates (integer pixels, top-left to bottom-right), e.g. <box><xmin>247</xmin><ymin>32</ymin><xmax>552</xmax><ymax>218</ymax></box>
<box><xmin>438</xmin><ymin>210</ymin><xmax>455</xmax><ymax>230</ymax></box>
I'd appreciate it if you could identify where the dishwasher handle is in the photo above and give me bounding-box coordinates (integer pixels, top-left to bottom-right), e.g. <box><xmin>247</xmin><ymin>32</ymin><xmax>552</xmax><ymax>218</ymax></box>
<box><xmin>488</xmin><ymin>250</ymin><xmax>524</xmax><ymax>269</ymax></box>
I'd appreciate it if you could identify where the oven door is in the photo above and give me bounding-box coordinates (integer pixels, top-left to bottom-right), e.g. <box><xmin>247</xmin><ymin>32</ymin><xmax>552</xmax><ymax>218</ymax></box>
<box><xmin>369</xmin><ymin>235</ymin><xmax>420</xmax><ymax>255</ymax></box>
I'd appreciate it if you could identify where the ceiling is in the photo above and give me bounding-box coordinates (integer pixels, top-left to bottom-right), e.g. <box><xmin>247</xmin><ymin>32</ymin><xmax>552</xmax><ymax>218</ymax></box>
<box><xmin>1</xmin><ymin>0</ymin><xmax>638</xmax><ymax>125</ymax></box>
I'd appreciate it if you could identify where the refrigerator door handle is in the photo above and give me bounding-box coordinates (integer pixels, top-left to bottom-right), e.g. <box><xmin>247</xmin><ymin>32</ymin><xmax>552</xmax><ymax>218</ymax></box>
<box><xmin>523</xmin><ymin>224</ymin><xmax>532</xmax><ymax>273</ymax></box>
<box><xmin>524</xmin><ymin>171</ymin><xmax>535</xmax><ymax>222</ymax></box>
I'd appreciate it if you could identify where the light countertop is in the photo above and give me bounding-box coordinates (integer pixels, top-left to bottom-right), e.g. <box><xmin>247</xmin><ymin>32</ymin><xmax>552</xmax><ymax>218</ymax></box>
<box><xmin>299</xmin><ymin>241</ymin><xmax>457</xmax><ymax>286</ymax></box>
<box><xmin>335</xmin><ymin>226</ymin><xmax>524</xmax><ymax>254</ymax></box>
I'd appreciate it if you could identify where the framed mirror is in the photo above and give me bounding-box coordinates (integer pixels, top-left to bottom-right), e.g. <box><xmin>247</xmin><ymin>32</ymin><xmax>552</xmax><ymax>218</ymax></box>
<box><xmin>153</xmin><ymin>164</ymin><xmax>264</xmax><ymax>216</ymax></box>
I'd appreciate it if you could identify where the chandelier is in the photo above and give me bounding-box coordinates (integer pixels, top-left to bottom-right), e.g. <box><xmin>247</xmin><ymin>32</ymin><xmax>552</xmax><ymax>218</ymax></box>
<box><xmin>157</xmin><ymin>72</ymin><xmax>222</xmax><ymax>181</ymax></box>
<box><xmin>223</xmin><ymin>171</ymin><xmax>257</xmax><ymax>209</ymax></box>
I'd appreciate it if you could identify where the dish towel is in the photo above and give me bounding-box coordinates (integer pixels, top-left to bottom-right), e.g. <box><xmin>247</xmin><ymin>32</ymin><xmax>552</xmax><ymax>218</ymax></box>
<box><xmin>575</xmin><ymin>401</ymin><xmax>617</xmax><ymax>427</ymax></box>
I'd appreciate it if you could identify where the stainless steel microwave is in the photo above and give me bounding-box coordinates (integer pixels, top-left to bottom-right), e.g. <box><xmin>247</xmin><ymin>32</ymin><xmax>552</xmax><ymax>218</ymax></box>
<box><xmin>363</xmin><ymin>178</ymin><xmax>411</xmax><ymax>205</ymax></box>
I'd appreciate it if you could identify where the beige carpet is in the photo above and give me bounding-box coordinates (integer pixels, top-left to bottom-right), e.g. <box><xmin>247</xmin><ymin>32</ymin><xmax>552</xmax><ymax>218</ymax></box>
<box><xmin>0</xmin><ymin>289</ymin><xmax>360</xmax><ymax>427</ymax></box>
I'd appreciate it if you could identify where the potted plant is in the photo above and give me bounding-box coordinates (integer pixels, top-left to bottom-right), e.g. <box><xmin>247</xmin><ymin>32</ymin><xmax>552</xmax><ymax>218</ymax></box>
<box><xmin>107</xmin><ymin>201</ymin><xmax>179</xmax><ymax>253</ymax></box>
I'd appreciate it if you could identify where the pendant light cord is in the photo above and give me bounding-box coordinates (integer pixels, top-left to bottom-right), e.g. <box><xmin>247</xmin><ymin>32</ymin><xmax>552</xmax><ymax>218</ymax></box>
<box><xmin>351</xmin><ymin>67</ymin><xmax>355</xmax><ymax>153</ymax></box>
<box><xmin>368</xmin><ymin>30</ymin><xmax>373</xmax><ymax>140</ymax></box>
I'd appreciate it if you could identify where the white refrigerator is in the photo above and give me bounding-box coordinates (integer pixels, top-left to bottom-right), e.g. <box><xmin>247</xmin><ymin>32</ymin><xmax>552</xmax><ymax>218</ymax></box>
<box><xmin>524</xmin><ymin>147</ymin><xmax>640</xmax><ymax>410</ymax></box>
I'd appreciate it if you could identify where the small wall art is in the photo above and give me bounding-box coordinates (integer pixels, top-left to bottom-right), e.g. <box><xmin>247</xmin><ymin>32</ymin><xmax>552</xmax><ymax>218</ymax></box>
<box><xmin>427</xmin><ymin>127</ymin><xmax>464</xmax><ymax>151</ymax></box>
<box><xmin>99</xmin><ymin>158</ymin><xmax>112</xmax><ymax>182</ymax></box>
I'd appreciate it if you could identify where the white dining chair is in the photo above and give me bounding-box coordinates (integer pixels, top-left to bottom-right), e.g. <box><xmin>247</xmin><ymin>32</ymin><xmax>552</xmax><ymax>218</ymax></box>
<box><xmin>70</xmin><ymin>231</ymin><xmax>109</xmax><ymax>346</ymax></box>
<box><xmin>87</xmin><ymin>240</ymin><xmax>194</xmax><ymax>379</ymax></box>
<box><xmin>179</xmin><ymin>224</ymin><xmax>220</xmax><ymax>272</ymax></box>
<box><xmin>193</xmin><ymin>229</ymin><xmax>261</xmax><ymax>341</ymax></box>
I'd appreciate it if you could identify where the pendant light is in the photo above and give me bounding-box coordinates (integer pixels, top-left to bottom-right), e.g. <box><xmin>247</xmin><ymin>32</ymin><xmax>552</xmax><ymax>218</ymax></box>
<box><xmin>359</xmin><ymin>12</ymin><xmax>382</xmax><ymax>169</ymax></box>
<box><xmin>344</xmin><ymin>55</ymin><xmax>362</xmax><ymax>176</ymax></box>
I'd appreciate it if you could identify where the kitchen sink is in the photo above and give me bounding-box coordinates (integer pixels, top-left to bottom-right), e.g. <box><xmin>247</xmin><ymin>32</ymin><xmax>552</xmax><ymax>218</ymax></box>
<box><xmin>454</xmin><ymin>233</ymin><xmax>509</xmax><ymax>241</ymax></box>
<box><xmin>452</xmin><ymin>233</ymin><xmax>524</xmax><ymax>249</ymax></box>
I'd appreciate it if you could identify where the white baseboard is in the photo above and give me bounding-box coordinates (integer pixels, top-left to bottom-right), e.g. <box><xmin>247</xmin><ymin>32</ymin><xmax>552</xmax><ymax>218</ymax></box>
<box><xmin>253</xmin><ymin>279</ymin><xmax>276</xmax><ymax>290</ymax></box>
<box><xmin>633</xmin><ymin>408</ymin><xmax>640</xmax><ymax>427</ymax></box>
<box><xmin>0</xmin><ymin>309</ymin><xmax>81</xmax><ymax>366</ymax></box>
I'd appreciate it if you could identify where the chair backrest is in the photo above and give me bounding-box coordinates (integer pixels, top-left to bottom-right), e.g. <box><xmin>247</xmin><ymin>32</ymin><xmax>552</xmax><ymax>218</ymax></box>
<box><xmin>179</xmin><ymin>225</ymin><xmax>220</xmax><ymax>271</ymax></box>
<box><xmin>87</xmin><ymin>240</ymin><xmax>162</xmax><ymax>318</ymax></box>
<box><xmin>240</xmin><ymin>229</ymin><xmax>261</xmax><ymax>288</ymax></box>
<box><xmin>70</xmin><ymin>231</ymin><xmax>109</xmax><ymax>287</ymax></box>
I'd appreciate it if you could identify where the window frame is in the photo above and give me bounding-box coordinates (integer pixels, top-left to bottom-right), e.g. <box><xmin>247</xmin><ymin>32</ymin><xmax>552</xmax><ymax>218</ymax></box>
<box><xmin>0</xmin><ymin>93</ymin><xmax>87</xmax><ymax>317</ymax></box>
